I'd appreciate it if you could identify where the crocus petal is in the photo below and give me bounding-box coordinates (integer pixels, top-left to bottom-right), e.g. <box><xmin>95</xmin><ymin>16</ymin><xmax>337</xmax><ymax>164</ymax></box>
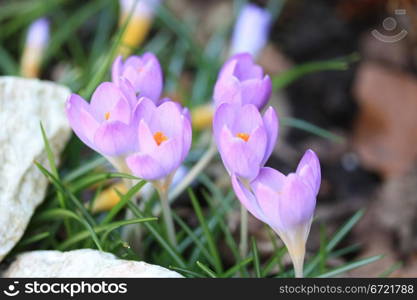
<box><xmin>66</xmin><ymin>94</ymin><xmax>99</xmax><ymax>150</ymax></box>
<box><xmin>261</xmin><ymin>75</ymin><xmax>272</xmax><ymax>105</ymax></box>
<box><xmin>132</xmin><ymin>97</ymin><xmax>156</xmax><ymax>125</ymax></box>
<box><xmin>251</xmin><ymin>167</ymin><xmax>286</xmax><ymax>193</ymax></box>
<box><xmin>124</xmin><ymin>55</ymin><xmax>143</xmax><ymax>68</ymax></box>
<box><xmin>111</xmin><ymin>55</ymin><xmax>123</xmax><ymax>85</ymax></box>
<box><xmin>231</xmin><ymin>174</ymin><xmax>265</xmax><ymax>222</ymax></box>
<box><xmin>245</xmin><ymin>126</ymin><xmax>268</xmax><ymax>166</ymax></box>
<box><xmin>212</xmin><ymin>103</ymin><xmax>236</xmax><ymax>141</ymax></box>
<box><xmin>250</xmin><ymin>167</ymin><xmax>286</xmax><ymax>228</ymax></box>
<box><xmin>93</xmin><ymin>121</ymin><xmax>136</xmax><ymax>156</ymax></box>
<box><xmin>241</xmin><ymin>75</ymin><xmax>271</xmax><ymax>110</ymax></box>
<box><xmin>234</xmin><ymin>55</ymin><xmax>263</xmax><ymax>80</ymax></box>
<box><xmin>149</xmin><ymin>101</ymin><xmax>183</xmax><ymax>138</ymax></box>
<box><xmin>26</xmin><ymin>18</ymin><xmax>50</xmax><ymax>48</ymax></box>
<box><xmin>126</xmin><ymin>153</ymin><xmax>166</xmax><ymax>181</ymax></box>
<box><xmin>137</xmin><ymin>120</ymin><xmax>157</xmax><ymax>153</ymax></box>
<box><xmin>278</xmin><ymin>174</ymin><xmax>316</xmax><ymax>230</ymax></box>
<box><xmin>230</xmin><ymin>4</ymin><xmax>272</xmax><ymax>58</ymax></box>
<box><xmin>135</xmin><ymin>53</ymin><xmax>163</xmax><ymax>101</ymax></box>
<box><xmin>122</xmin><ymin>65</ymin><xmax>142</xmax><ymax>91</ymax></box>
<box><xmin>296</xmin><ymin>149</ymin><xmax>321</xmax><ymax>196</ymax></box>
<box><xmin>251</xmin><ymin>182</ymin><xmax>279</xmax><ymax>229</ymax></box>
<box><xmin>217</xmin><ymin>56</ymin><xmax>238</xmax><ymax>79</ymax></box>
<box><xmin>90</xmin><ymin>82</ymin><xmax>127</xmax><ymax>122</ymax></box>
<box><xmin>240</xmin><ymin>79</ymin><xmax>265</xmax><ymax>108</ymax></box>
<box><xmin>218</xmin><ymin>126</ymin><xmax>263</xmax><ymax>180</ymax></box>
<box><xmin>181</xmin><ymin>114</ymin><xmax>192</xmax><ymax>160</ymax></box>
<box><xmin>213</xmin><ymin>76</ymin><xmax>242</xmax><ymax>108</ymax></box>
<box><xmin>261</xmin><ymin>106</ymin><xmax>278</xmax><ymax>165</ymax></box>
<box><xmin>151</xmin><ymin>138</ymin><xmax>183</xmax><ymax>176</ymax></box>
<box><xmin>231</xmin><ymin>104</ymin><xmax>264</xmax><ymax>134</ymax></box>
<box><xmin>107</xmin><ymin>96</ymin><xmax>132</xmax><ymax>124</ymax></box>
<box><xmin>118</xmin><ymin>77</ymin><xmax>138</xmax><ymax>108</ymax></box>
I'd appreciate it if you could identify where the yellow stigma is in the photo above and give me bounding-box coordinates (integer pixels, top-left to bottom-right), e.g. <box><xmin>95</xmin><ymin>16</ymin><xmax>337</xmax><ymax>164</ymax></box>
<box><xmin>104</xmin><ymin>112</ymin><xmax>111</xmax><ymax>120</ymax></box>
<box><xmin>236</xmin><ymin>133</ymin><xmax>250</xmax><ymax>142</ymax></box>
<box><xmin>153</xmin><ymin>131</ymin><xmax>168</xmax><ymax>146</ymax></box>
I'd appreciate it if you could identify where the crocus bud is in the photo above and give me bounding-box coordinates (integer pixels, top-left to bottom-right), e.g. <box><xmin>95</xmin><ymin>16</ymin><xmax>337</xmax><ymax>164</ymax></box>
<box><xmin>213</xmin><ymin>103</ymin><xmax>278</xmax><ymax>181</ymax></box>
<box><xmin>21</xmin><ymin>18</ymin><xmax>50</xmax><ymax>78</ymax></box>
<box><xmin>213</xmin><ymin>53</ymin><xmax>272</xmax><ymax>110</ymax></box>
<box><xmin>231</xmin><ymin>150</ymin><xmax>321</xmax><ymax>278</ymax></box>
<box><xmin>230</xmin><ymin>3</ymin><xmax>271</xmax><ymax>58</ymax></box>
<box><xmin>112</xmin><ymin>53</ymin><xmax>163</xmax><ymax>103</ymax></box>
<box><xmin>126</xmin><ymin>98</ymin><xmax>191</xmax><ymax>181</ymax></box>
<box><xmin>118</xmin><ymin>0</ymin><xmax>160</xmax><ymax>56</ymax></box>
<box><xmin>65</xmin><ymin>81</ymin><xmax>138</xmax><ymax>172</ymax></box>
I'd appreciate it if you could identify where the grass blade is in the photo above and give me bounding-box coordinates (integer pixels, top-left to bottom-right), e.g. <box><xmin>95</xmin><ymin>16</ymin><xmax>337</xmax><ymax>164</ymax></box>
<box><xmin>317</xmin><ymin>255</ymin><xmax>383</xmax><ymax>278</ymax></box>
<box><xmin>221</xmin><ymin>257</ymin><xmax>253</xmax><ymax>278</ymax></box>
<box><xmin>251</xmin><ymin>237</ymin><xmax>261</xmax><ymax>278</ymax></box>
<box><xmin>304</xmin><ymin>210</ymin><xmax>365</xmax><ymax>276</ymax></box>
<box><xmin>196</xmin><ymin>261</ymin><xmax>217</xmax><ymax>278</ymax></box>
<box><xmin>189</xmin><ymin>189</ymin><xmax>223</xmax><ymax>273</ymax></box>
<box><xmin>101</xmin><ymin>180</ymin><xmax>147</xmax><ymax>225</ymax></box>
<box><xmin>282</xmin><ymin>117</ymin><xmax>344</xmax><ymax>143</ymax></box>
<box><xmin>36</xmin><ymin>208</ymin><xmax>103</xmax><ymax>251</ymax></box>
<box><xmin>127</xmin><ymin>200</ymin><xmax>186</xmax><ymax>268</ymax></box>
<box><xmin>272</xmin><ymin>53</ymin><xmax>359</xmax><ymax>90</ymax></box>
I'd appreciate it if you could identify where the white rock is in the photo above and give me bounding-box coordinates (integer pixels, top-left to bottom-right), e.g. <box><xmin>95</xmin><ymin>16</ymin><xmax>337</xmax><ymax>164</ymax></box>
<box><xmin>0</xmin><ymin>77</ymin><xmax>71</xmax><ymax>262</ymax></box>
<box><xmin>3</xmin><ymin>249</ymin><xmax>183</xmax><ymax>278</ymax></box>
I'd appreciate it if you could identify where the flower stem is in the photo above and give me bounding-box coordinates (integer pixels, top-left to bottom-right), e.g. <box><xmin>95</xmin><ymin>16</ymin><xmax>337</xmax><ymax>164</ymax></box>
<box><xmin>155</xmin><ymin>179</ymin><xmax>177</xmax><ymax>247</ymax></box>
<box><xmin>169</xmin><ymin>140</ymin><xmax>217</xmax><ymax>201</ymax></box>
<box><xmin>293</xmin><ymin>256</ymin><xmax>304</xmax><ymax>278</ymax></box>
<box><xmin>240</xmin><ymin>205</ymin><xmax>248</xmax><ymax>258</ymax></box>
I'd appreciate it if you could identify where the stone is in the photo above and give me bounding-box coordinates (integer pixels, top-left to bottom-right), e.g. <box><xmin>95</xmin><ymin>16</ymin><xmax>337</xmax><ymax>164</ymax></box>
<box><xmin>353</xmin><ymin>63</ymin><xmax>417</xmax><ymax>178</ymax></box>
<box><xmin>0</xmin><ymin>76</ymin><xmax>71</xmax><ymax>262</ymax></box>
<box><xmin>3</xmin><ymin>249</ymin><xmax>183</xmax><ymax>278</ymax></box>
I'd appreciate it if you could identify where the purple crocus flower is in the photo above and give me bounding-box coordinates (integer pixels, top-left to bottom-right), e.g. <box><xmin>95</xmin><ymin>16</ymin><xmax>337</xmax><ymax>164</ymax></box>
<box><xmin>213</xmin><ymin>102</ymin><xmax>278</xmax><ymax>181</ymax></box>
<box><xmin>126</xmin><ymin>98</ymin><xmax>191</xmax><ymax>181</ymax></box>
<box><xmin>230</xmin><ymin>3</ymin><xmax>272</xmax><ymax>58</ymax></box>
<box><xmin>213</xmin><ymin>53</ymin><xmax>272</xmax><ymax>110</ymax></box>
<box><xmin>231</xmin><ymin>150</ymin><xmax>321</xmax><ymax>277</ymax></box>
<box><xmin>112</xmin><ymin>52</ymin><xmax>163</xmax><ymax>103</ymax></box>
<box><xmin>66</xmin><ymin>81</ymin><xmax>138</xmax><ymax>166</ymax></box>
<box><xmin>21</xmin><ymin>18</ymin><xmax>50</xmax><ymax>78</ymax></box>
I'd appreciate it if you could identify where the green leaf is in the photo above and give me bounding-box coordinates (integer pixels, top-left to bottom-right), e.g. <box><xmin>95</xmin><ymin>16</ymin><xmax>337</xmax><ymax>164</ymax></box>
<box><xmin>304</xmin><ymin>210</ymin><xmax>365</xmax><ymax>277</ymax></box>
<box><xmin>251</xmin><ymin>237</ymin><xmax>261</xmax><ymax>278</ymax></box>
<box><xmin>281</xmin><ymin>117</ymin><xmax>344</xmax><ymax>143</ymax></box>
<box><xmin>57</xmin><ymin>217</ymin><xmax>157</xmax><ymax>250</ymax></box>
<box><xmin>317</xmin><ymin>255</ymin><xmax>383</xmax><ymax>278</ymax></box>
<box><xmin>63</xmin><ymin>156</ymin><xmax>106</xmax><ymax>182</ymax></box>
<box><xmin>272</xmin><ymin>53</ymin><xmax>360</xmax><ymax>90</ymax></box>
<box><xmin>18</xmin><ymin>232</ymin><xmax>50</xmax><ymax>247</ymax></box>
<box><xmin>127</xmin><ymin>200</ymin><xmax>186</xmax><ymax>268</ymax></box>
<box><xmin>101</xmin><ymin>180</ymin><xmax>147</xmax><ymax>225</ymax></box>
<box><xmin>196</xmin><ymin>261</ymin><xmax>217</xmax><ymax>278</ymax></box>
<box><xmin>0</xmin><ymin>45</ymin><xmax>18</xmax><ymax>75</ymax></box>
<box><xmin>169</xmin><ymin>266</ymin><xmax>205</xmax><ymax>278</ymax></box>
<box><xmin>36</xmin><ymin>208</ymin><xmax>103</xmax><ymax>251</ymax></box>
<box><xmin>172</xmin><ymin>212</ymin><xmax>216</xmax><ymax>266</ymax></box>
<box><xmin>221</xmin><ymin>257</ymin><xmax>253</xmax><ymax>278</ymax></box>
<box><xmin>44</xmin><ymin>0</ymin><xmax>109</xmax><ymax>65</ymax></box>
<box><xmin>261</xmin><ymin>247</ymin><xmax>287</xmax><ymax>277</ymax></box>
<box><xmin>189</xmin><ymin>189</ymin><xmax>223</xmax><ymax>273</ymax></box>
<box><xmin>379</xmin><ymin>262</ymin><xmax>403</xmax><ymax>278</ymax></box>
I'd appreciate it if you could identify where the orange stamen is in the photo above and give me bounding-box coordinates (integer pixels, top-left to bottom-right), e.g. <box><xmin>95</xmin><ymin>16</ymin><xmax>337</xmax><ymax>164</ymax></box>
<box><xmin>236</xmin><ymin>133</ymin><xmax>250</xmax><ymax>142</ymax></box>
<box><xmin>153</xmin><ymin>131</ymin><xmax>168</xmax><ymax>146</ymax></box>
<box><xmin>104</xmin><ymin>112</ymin><xmax>111</xmax><ymax>120</ymax></box>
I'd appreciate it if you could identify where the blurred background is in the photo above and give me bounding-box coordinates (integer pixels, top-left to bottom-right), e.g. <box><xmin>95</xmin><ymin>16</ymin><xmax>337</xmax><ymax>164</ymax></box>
<box><xmin>1</xmin><ymin>0</ymin><xmax>417</xmax><ymax>277</ymax></box>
